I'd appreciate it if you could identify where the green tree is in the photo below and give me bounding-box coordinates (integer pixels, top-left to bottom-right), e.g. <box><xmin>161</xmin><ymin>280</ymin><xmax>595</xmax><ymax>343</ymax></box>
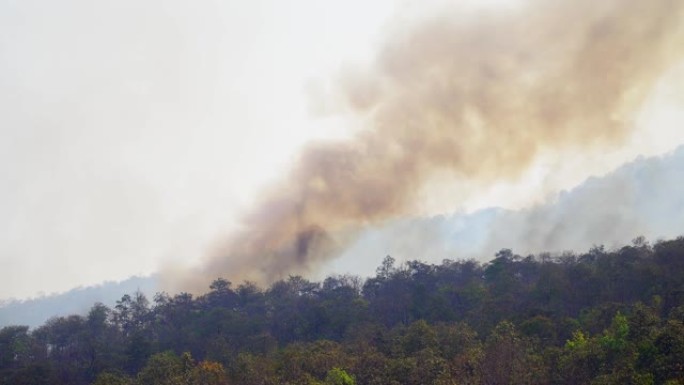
<box><xmin>481</xmin><ymin>320</ymin><xmax>546</xmax><ymax>385</ymax></box>
<box><xmin>33</xmin><ymin>315</ymin><xmax>90</xmax><ymax>384</ymax></box>
<box><xmin>0</xmin><ymin>325</ymin><xmax>32</xmax><ymax>370</ymax></box>
<box><xmin>92</xmin><ymin>371</ymin><xmax>133</xmax><ymax>385</ymax></box>
<box><xmin>324</xmin><ymin>367</ymin><xmax>355</xmax><ymax>385</ymax></box>
<box><xmin>136</xmin><ymin>351</ymin><xmax>183</xmax><ymax>385</ymax></box>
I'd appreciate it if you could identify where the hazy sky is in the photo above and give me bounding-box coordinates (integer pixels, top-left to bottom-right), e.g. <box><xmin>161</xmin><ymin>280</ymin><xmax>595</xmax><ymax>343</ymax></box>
<box><xmin>2</xmin><ymin>0</ymin><xmax>683</xmax><ymax>300</ymax></box>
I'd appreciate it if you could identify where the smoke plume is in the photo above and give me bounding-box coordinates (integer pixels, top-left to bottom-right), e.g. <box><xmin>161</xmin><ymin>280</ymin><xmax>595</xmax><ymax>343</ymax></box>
<box><xmin>332</xmin><ymin>145</ymin><xmax>684</xmax><ymax>273</ymax></box>
<box><xmin>171</xmin><ymin>0</ymin><xmax>684</xmax><ymax>292</ymax></box>
<box><xmin>483</xmin><ymin>145</ymin><xmax>684</xmax><ymax>256</ymax></box>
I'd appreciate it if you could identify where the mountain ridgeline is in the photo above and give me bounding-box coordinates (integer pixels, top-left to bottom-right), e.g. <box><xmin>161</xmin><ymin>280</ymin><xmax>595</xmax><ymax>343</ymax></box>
<box><xmin>2</xmin><ymin>236</ymin><xmax>684</xmax><ymax>384</ymax></box>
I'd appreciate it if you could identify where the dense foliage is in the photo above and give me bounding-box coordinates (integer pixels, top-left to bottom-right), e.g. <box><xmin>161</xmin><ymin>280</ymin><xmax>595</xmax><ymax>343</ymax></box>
<box><xmin>2</xmin><ymin>236</ymin><xmax>684</xmax><ymax>384</ymax></box>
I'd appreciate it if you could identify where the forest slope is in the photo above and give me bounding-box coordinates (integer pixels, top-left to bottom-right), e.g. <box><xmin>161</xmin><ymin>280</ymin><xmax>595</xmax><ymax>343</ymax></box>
<box><xmin>2</xmin><ymin>236</ymin><xmax>684</xmax><ymax>384</ymax></box>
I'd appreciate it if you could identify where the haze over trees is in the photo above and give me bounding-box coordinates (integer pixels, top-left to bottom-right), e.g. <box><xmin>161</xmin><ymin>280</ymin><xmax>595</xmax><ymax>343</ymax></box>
<box><xmin>336</xmin><ymin>145</ymin><xmax>684</xmax><ymax>274</ymax></box>
<box><xmin>4</xmin><ymin>145</ymin><xmax>684</xmax><ymax>332</ymax></box>
<box><xmin>0</xmin><ymin>276</ymin><xmax>157</xmax><ymax>329</ymax></box>
<box><xmin>2</xmin><ymin>236</ymin><xmax>684</xmax><ymax>384</ymax></box>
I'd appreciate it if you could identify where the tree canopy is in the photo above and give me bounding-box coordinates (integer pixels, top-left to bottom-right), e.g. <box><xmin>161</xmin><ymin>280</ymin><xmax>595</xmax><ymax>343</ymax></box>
<box><xmin>2</xmin><ymin>236</ymin><xmax>684</xmax><ymax>384</ymax></box>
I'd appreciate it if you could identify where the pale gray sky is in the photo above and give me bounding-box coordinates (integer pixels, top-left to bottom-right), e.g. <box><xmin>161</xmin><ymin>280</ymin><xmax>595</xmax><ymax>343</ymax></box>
<box><xmin>2</xmin><ymin>0</ymin><xmax>683</xmax><ymax>300</ymax></box>
<box><xmin>0</xmin><ymin>0</ymin><xmax>392</xmax><ymax>299</ymax></box>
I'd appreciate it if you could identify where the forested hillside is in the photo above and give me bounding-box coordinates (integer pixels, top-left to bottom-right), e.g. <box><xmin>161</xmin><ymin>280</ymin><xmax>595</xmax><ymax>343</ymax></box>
<box><xmin>2</xmin><ymin>236</ymin><xmax>684</xmax><ymax>384</ymax></box>
<box><xmin>0</xmin><ymin>275</ymin><xmax>157</xmax><ymax>329</ymax></box>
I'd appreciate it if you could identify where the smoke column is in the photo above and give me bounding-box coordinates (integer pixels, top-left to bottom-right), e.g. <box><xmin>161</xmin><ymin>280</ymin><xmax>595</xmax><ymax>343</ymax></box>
<box><xmin>170</xmin><ymin>0</ymin><xmax>684</xmax><ymax>292</ymax></box>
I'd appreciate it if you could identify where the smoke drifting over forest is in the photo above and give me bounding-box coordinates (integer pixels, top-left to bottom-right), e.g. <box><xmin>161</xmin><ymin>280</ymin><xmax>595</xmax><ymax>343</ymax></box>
<box><xmin>169</xmin><ymin>0</ymin><xmax>684</xmax><ymax>293</ymax></box>
<box><xmin>333</xmin><ymin>145</ymin><xmax>684</xmax><ymax>274</ymax></box>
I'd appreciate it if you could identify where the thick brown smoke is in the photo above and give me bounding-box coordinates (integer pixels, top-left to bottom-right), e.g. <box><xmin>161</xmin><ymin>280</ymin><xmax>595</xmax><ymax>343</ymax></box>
<box><xmin>171</xmin><ymin>0</ymin><xmax>684</xmax><ymax>292</ymax></box>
